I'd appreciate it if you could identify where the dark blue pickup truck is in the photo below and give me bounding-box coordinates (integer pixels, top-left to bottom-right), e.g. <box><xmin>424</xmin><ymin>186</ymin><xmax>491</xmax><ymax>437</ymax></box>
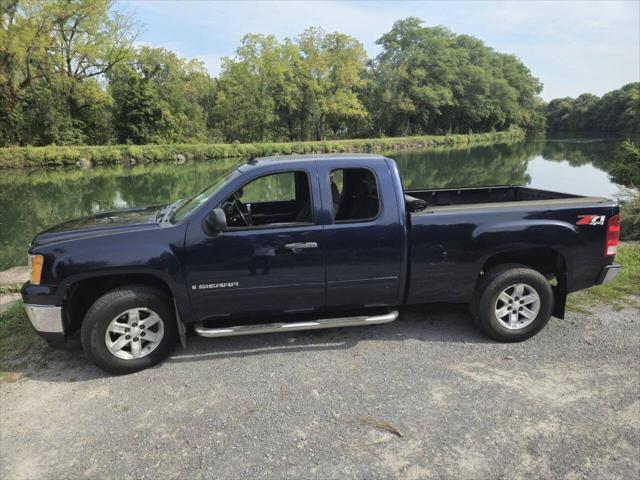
<box><xmin>22</xmin><ymin>154</ymin><xmax>621</xmax><ymax>373</ymax></box>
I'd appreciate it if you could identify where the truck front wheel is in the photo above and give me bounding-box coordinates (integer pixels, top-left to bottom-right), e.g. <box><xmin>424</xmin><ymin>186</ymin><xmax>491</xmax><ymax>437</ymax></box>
<box><xmin>470</xmin><ymin>264</ymin><xmax>553</xmax><ymax>342</ymax></box>
<box><xmin>81</xmin><ymin>285</ymin><xmax>177</xmax><ymax>374</ymax></box>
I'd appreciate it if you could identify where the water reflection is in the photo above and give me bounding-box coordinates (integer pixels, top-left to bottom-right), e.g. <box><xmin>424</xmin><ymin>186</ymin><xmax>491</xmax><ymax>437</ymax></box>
<box><xmin>393</xmin><ymin>141</ymin><xmax>536</xmax><ymax>189</ymax></box>
<box><xmin>250</xmin><ymin>239</ymin><xmax>278</xmax><ymax>275</ymax></box>
<box><xmin>0</xmin><ymin>137</ymin><xmax>633</xmax><ymax>270</ymax></box>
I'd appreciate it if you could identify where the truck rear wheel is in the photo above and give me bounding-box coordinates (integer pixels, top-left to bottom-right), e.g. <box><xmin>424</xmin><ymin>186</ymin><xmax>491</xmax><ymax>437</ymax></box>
<box><xmin>470</xmin><ymin>264</ymin><xmax>553</xmax><ymax>342</ymax></box>
<box><xmin>81</xmin><ymin>285</ymin><xmax>177</xmax><ymax>374</ymax></box>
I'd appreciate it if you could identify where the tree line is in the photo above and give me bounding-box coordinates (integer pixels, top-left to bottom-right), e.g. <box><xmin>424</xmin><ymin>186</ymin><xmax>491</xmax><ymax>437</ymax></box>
<box><xmin>0</xmin><ymin>1</ymin><xmax>548</xmax><ymax>147</ymax></box>
<box><xmin>546</xmin><ymin>83</ymin><xmax>639</xmax><ymax>134</ymax></box>
<box><xmin>1</xmin><ymin>1</ymin><xmax>635</xmax><ymax>148</ymax></box>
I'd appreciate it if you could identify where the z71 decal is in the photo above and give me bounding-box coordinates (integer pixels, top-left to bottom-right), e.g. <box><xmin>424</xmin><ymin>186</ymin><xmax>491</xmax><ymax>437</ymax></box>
<box><xmin>577</xmin><ymin>215</ymin><xmax>606</xmax><ymax>226</ymax></box>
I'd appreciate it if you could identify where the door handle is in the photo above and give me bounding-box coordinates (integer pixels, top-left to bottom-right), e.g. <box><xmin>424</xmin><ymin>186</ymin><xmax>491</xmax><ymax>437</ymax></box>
<box><xmin>284</xmin><ymin>242</ymin><xmax>318</xmax><ymax>252</ymax></box>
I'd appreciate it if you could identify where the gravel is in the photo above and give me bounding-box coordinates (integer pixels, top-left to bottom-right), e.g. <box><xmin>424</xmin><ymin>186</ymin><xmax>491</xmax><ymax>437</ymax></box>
<box><xmin>1</xmin><ymin>303</ymin><xmax>639</xmax><ymax>479</ymax></box>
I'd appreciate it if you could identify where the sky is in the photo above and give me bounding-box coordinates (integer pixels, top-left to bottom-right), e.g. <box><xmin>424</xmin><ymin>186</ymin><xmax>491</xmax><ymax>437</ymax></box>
<box><xmin>123</xmin><ymin>0</ymin><xmax>640</xmax><ymax>101</ymax></box>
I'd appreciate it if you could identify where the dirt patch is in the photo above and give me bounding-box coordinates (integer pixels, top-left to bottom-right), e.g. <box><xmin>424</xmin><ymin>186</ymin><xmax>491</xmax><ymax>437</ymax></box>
<box><xmin>0</xmin><ymin>266</ymin><xmax>28</xmax><ymax>286</ymax></box>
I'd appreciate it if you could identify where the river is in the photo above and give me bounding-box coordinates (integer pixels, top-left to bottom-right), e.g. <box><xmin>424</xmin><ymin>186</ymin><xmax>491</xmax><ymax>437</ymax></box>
<box><xmin>0</xmin><ymin>135</ymin><xmax>634</xmax><ymax>270</ymax></box>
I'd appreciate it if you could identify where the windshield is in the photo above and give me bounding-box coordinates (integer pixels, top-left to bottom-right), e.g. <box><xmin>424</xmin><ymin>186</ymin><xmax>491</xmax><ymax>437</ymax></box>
<box><xmin>170</xmin><ymin>166</ymin><xmax>241</xmax><ymax>223</ymax></box>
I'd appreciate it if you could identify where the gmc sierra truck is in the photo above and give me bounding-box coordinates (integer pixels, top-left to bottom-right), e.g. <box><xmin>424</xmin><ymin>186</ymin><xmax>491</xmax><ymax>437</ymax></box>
<box><xmin>21</xmin><ymin>154</ymin><xmax>621</xmax><ymax>373</ymax></box>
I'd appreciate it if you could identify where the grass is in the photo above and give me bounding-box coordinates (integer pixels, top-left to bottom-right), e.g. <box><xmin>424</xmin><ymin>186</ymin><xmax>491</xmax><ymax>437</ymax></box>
<box><xmin>0</xmin><ymin>302</ymin><xmax>47</xmax><ymax>381</ymax></box>
<box><xmin>567</xmin><ymin>244</ymin><xmax>640</xmax><ymax>313</ymax></box>
<box><xmin>0</xmin><ymin>130</ymin><xmax>525</xmax><ymax>168</ymax></box>
<box><xmin>0</xmin><ymin>303</ymin><xmax>34</xmax><ymax>358</ymax></box>
<box><xmin>0</xmin><ymin>283</ymin><xmax>23</xmax><ymax>294</ymax></box>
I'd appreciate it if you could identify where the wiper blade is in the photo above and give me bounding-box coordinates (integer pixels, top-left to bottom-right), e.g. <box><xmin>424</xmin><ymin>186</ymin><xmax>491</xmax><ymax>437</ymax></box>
<box><xmin>155</xmin><ymin>205</ymin><xmax>170</xmax><ymax>223</ymax></box>
<box><xmin>161</xmin><ymin>199</ymin><xmax>185</xmax><ymax>222</ymax></box>
<box><xmin>156</xmin><ymin>199</ymin><xmax>180</xmax><ymax>223</ymax></box>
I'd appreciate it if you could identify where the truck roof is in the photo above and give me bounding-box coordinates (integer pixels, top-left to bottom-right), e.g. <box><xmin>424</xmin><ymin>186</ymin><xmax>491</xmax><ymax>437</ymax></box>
<box><xmin>247</xmin><ymin>153</ymin><xmax>387</xmax><ymax>166</ymax></box>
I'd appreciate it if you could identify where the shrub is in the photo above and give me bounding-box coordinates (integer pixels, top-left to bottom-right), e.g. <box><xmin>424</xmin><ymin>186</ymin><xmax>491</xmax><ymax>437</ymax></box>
<box><xmin>620</xmin><ymin>194</ymin><xmax>640</xmax><ymax>241</ymax></box>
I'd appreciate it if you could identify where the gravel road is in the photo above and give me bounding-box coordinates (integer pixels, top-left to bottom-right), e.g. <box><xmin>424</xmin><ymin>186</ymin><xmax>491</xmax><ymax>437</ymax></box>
<box><xmin>1</xmin><ymin>303</ymin><xmax>639</xmax><ymax>479</ymax></box>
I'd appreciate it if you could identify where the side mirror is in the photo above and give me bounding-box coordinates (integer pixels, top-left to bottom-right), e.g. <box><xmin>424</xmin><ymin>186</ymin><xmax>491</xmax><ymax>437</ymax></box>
<box><xmin>205</xmin><ymin>208</ymin><xmax>227</xmax><ymax>234</ymax></box>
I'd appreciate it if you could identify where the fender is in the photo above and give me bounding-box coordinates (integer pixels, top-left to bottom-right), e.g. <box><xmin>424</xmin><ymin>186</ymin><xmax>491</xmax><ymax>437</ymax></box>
<box><xmin>472</xmin><ymin>219</ymin><xmax>579</xmax><ymax>267</ymax></box>
<box><xmin>49</xmin><ymin>245</ymin><xmax>194</xmax><ymax>321</ymax></box>
<box><xmin>472</xmin><ymin>219</ymin><xmax>577</xmax><ymax>318</ymax></box>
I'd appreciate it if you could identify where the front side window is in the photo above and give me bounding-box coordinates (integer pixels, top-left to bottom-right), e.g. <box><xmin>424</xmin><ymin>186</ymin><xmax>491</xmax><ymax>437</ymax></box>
<box><xmin>241</xmin><ymin>171</ymin><xmax>296</xmax><ymax>203</ymax></box>
<box><xmin>329</xmin><ymin>168</ymin><xmax>380</xmax><ymax>222</ymax></box>
<box><xmin>221</xmin><ymin>170</ymin><xmax>313</xmax><ymax>228</ymax></box>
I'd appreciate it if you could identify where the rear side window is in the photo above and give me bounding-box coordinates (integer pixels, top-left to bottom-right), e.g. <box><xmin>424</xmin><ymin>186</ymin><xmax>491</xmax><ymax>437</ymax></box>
<box><xmin>329</xmin><ymin>168</ymin><xmax>380</xmax><ymax>222</ymax></box>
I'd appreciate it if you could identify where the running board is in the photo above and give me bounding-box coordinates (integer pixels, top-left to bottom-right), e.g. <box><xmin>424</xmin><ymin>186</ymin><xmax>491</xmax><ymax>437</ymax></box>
<box><xmin>193</xmin><ymin>310</ymin><xmax>399</xmax><ymax>338</ymax></box>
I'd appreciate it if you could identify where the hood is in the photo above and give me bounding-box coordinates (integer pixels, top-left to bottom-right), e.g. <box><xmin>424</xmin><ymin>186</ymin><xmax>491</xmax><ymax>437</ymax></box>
<box><xmin>31</xmin><ymin>205</ymin><xmax>165</xmax><ymax>248</ymax></box>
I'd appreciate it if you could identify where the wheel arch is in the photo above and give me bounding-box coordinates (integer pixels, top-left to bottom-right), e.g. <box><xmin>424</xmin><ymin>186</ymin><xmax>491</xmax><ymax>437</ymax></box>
<box><xmin>62</xmin><ymin>271</ymin><xmax>185</xmax><ymax>338</ymax></box>
<box><xmin>477</xmin><ymin>246</ymin><xmax>568</xmax><ymax>319</ymax></box>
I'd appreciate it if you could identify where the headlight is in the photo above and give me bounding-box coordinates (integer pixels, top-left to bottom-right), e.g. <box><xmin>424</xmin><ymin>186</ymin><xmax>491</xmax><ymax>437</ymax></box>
<box><xmin>28</xmin><ymin>254</ymin><xmax>44</xmax><ymax>285</ymax></box>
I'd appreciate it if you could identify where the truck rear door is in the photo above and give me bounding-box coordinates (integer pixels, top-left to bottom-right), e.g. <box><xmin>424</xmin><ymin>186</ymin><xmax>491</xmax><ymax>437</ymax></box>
<box><xmin>317</xmin><ymin>158</ymin><xmax>405</xmax><ymax>308</ymax></box>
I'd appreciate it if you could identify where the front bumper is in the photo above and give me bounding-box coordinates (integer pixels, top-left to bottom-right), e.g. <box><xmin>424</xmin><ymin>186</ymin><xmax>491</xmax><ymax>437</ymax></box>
<box><xmin>595</xmin><ymin>263</ymin><xmax>621</xmax><ymax>285</ymax></box>
<box><xmin>23</xmin><ymin>304</ymin><xmax>64</xmax><ymax>333</ymax></box>
<box><xmin>21</xmin><ymin>282</ymin><xmax>74</xmax><ymax>349</ymax></box>
<box><xmin>23</xmin><ymin>303</ymin><xmax>73</xmax><ymax>349</ymax></box>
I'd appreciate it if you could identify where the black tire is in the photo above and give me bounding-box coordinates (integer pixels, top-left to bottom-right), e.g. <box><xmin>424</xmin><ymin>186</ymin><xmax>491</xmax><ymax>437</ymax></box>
<box><xmin>470</xmin><ymin>263</ymin><xmax>553</xmax><ymax>342</ymax></box>
<box><xmin>81</xmin><ymin>285</ymin><xmax>177</xmax><ymax>374</ymax></box>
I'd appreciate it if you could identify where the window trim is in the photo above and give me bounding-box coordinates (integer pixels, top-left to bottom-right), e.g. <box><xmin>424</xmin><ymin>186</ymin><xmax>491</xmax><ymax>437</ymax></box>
<box><xmin>218</xmin><ymin>168</ymin><xmax>316</xmax><ymax>231</ymax></box>
<box><xmin>330</xmin><ymin>167</ymin><xmax>383</xmax><ymax>224</ymax></box>
<box><xmin>225</xmin><ymin>221</ymin><xmax>316</xmax><ymax>233</ymax></box>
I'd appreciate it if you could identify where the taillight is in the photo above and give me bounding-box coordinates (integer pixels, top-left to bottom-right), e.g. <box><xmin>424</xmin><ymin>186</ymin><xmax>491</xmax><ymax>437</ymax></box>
<box><xmin>605</xmin><ymin>213</ymin><xmax>620</xmax><ymax>257</ymax></box>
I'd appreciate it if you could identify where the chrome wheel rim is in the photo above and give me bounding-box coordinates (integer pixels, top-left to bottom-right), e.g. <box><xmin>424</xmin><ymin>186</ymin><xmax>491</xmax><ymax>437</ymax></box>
<box><xmin>494</xmin><ymin>283</ymin><xmax>540</xmax><ymax>330</ymax></box>
<box><xmin>104</xmin><ymin>308</ymin><xmax>164</xmax><ymax>360</ymax></box>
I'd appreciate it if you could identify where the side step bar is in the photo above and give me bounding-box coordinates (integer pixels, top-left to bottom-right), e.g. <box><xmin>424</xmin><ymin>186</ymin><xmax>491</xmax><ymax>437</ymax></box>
<box><xmin>194</xmin><ymin>310</ymin><xmax>399</xmax><ymax>338</ymax></box>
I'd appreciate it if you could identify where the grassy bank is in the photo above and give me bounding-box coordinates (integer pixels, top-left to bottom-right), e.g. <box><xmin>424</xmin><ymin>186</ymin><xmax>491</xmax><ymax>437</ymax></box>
<box><xmin>0</xmin><ymin>302</ymin><xmax>52</xmax><ymax>381</ymax></box>
<box><xmin>0</xmin><ymin>303</ymin><xmax>37</xmax><ymax>360</ymax></box>
<box><xmin>0</xmin><ymin>130</ymin><xmax>525</xmax><ymax>169</ymax></box>
<box><xmin>567</xmin><ymin>244</ymin><xmax>640</xmax><ymax>312</ymax></box>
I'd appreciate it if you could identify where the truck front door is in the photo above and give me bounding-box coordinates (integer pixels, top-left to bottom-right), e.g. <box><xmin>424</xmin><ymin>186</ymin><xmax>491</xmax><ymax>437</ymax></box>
<box><xmin>185</xmin><ymin>166</ymin><xmax>325</xmax><ymax>321</ymax></box>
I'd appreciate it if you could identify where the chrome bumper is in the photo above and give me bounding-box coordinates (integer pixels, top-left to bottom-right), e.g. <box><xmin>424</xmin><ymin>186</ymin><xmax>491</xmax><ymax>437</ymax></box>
<box><xmin>23</xmin><ymin>304</ymin><xmax>64</xmax><ymax>333</ymax></box>
<box><xmin>596</xmin><ymin>263</ymin><xmax>621</xmax><ymax>285</ymax></box>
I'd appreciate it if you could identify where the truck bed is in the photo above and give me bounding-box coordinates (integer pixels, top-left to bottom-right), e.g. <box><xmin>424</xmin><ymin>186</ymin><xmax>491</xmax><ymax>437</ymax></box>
<box><xmin>405</xmin><ymin>185</ymin><xmax>580</xmax><ymax>209</ymax></box>
<box><xmin>403</xmin><ymin>183</ymin><xmax>616</xmax><ymax>307</ymax></box>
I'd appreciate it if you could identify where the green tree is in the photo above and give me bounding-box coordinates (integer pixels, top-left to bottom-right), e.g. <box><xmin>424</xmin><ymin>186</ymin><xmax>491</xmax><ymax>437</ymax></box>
<box><xmin>47</xmin><ymin>0</ymin><xmax>137</xmax><ymax>144</ymax></box>
<box><xmin>1</xmin><ymin>0</ymin><xmax>53</xmax><ymax>145</ymax></box>
<box><xmin>136</xmin><ymin>46</ymin><xmax>216</xmax><ymax>142</ymax></box>
<box><xmin>368</xmin><ymin>18</ymin><xmax>543</xmax><ymax>136</ymax></box>
<box><xmin>0</xmin><ymin>0</ymin><xmax>137</xmax><ymax>146</ymax></box>
<box><xmin>370</xmin><ymin>19</ymin><xmax>454</xmax><ymax>135</ymax></box>
<box><xmin>109</xmin><ymin>65</ymin><xmax>161</xmax><ymax>144</ymax></box>
<box><xmin>546</xmin><ymin>83</ymin><xmax>639</xmax><ymax>133</ymax></box>
<box><xmin>296</xmin><ymin>28</ymin><xmax>368</xmax><ymax>140</ymax></box>
<box><xmin>109</xmin><ymin>46</ymin><xmax>218</xmax><ymax>144</ymax></box>
<box><xmin>274</xmin><ymin>38</ymin><xmax>305</xmax><ymax>140</ymax></box>
<box><xmin>214</xmin><ymin>28</ymin><xmax>367</xmax><ymax>142</ymax></box>
<box><xmin>214</xmin><ymin>34</ymin><xmax>285</xmax><ymax>142</ymax></box>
